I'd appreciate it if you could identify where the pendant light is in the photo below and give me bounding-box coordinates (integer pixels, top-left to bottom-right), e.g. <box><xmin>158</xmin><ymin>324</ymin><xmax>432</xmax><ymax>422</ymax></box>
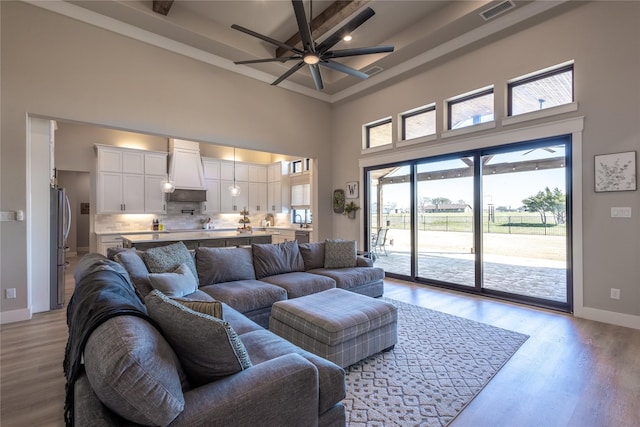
<box><xmin>228</xmin><ymin>147</ymin><xmax>241</xmax><ymax>196</ymax></box>
<box><xmin>160</xmin><ymin>174</ymin><xmax>175</xmax><ymax>193</ymax></box>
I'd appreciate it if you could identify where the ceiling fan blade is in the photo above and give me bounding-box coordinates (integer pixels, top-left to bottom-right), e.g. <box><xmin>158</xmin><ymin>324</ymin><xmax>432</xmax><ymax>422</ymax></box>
<box><xmin>316</xmin><ymin>7</ymin><xmax>375</xmax><ymax>54</ymax></box>
<box><xmin>272</xmin><ymin>61</ymin><xmax>305</xmax><ymax>86</ymax></box>
<box><xmin>321</xmin><ymin>60</ymin><xmax>369</xmax><ymax>80</ymax></box>
<box><xmin>231</xmin><ymin>24</ymin><xmax>303</xmax><ymax>55</ymax></box>
<box><xmin>235</xmin><ymin>56</ymin><xmax>302</xmax><ymax>65</ymax></box>
<box><xmin>325</xmin><ymin>45</ymin><xmax>395</xmax><ymax>59</ymax></box>
<box><xmin>292</xmin><ymin>0</ymin><xmax>315</xmax><ymax>52</ymax></box>
<box><xmin>309</xmin><ymin>64</ymin><xmax>324</xmax><ymax>90</ymax></box>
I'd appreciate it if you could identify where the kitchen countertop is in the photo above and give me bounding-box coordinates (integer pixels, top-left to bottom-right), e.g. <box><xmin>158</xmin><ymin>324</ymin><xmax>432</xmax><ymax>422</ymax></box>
<box><xmin>122</xmin><ymin>230</ymin><xmax>277</xmax><ymax>244</ymax></box>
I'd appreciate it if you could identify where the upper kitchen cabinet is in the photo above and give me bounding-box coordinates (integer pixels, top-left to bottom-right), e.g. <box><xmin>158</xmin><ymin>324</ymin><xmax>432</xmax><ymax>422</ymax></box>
<box><xmin>168</xmin><ymin>139</ymin><xmax>206</xmax><ymax>190</ymax></box>
<box><xmin>96</xmin><ymin>145</ymin><xmax>167</xmax><ymax>214</ymax></box>
<box><xmin>267</xmin><ymin>161</ymin><xmax>289</xmax><ymax>214</ymax></box>
<box><xmin>220</xmin><ymin>161</ymin><xmax>249</xmax><ymax>182</ymax></box>
<box><xmin>201</xmin><ymin>157</ymin><xmax>221</xmax><ymax>214</ymax></box>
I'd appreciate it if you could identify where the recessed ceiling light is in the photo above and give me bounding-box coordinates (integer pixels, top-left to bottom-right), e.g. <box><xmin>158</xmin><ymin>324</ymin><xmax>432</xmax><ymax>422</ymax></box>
<box><xmin>343</xmin><ymin>34</ymin><xmax>352</xmax><ymax>42</ymax></box>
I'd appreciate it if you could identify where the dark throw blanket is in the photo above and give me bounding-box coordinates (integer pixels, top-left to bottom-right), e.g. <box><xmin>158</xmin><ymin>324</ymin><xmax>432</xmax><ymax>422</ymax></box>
<box><xmin>63</xmin><ymin>254</ymin><xmax>156</xmax><ymax>427</ymax></box>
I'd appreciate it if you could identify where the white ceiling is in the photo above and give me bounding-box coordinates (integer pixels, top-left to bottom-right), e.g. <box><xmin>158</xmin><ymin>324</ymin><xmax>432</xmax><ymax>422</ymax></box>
<box><xmin>40</xmin><ymin>0</ymin><xmax>572</xmax><ymax>102</ymax></box>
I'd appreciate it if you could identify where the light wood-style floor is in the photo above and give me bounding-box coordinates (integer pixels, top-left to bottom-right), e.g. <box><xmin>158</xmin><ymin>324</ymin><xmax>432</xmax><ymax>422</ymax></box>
<box><xmin>1</xmin><ymin>255</ymin><xmax>639</xmax><ymax>426</ymax></box>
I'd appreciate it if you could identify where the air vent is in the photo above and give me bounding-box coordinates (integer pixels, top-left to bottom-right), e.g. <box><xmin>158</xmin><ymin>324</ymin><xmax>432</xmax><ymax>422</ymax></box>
<box><xmin>480</xmin><ymin>0</ymin><xmax>515</xmax><ymax>21</ymax></box>
<box><xmin>364</xmin><ymin>66</ymin><xmax>384</xmax><ymax>77</ymax></box>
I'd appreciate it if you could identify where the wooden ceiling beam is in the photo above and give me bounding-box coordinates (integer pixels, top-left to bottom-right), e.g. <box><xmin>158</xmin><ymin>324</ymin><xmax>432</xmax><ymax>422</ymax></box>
<box><xmin>276</xmin><ymin>0</ymin><xmax>370</xmax><ymax>57</ymax></box>
<box><xmin>153</xmin><ymin>0</ymin><xmax>174</xmax><ymax>16</ymax></box>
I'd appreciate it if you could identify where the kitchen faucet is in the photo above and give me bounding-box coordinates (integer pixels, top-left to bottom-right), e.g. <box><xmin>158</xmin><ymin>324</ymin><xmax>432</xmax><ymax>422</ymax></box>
<box><xmin>294</xmin><ymin>214</ymin><xmax>303</xmax><ymax>227</ymax></box>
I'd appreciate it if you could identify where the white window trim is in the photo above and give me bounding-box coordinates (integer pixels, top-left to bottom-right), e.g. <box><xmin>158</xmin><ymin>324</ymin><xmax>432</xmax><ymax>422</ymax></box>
<box><xmin>503</xmin><ymin>102</ymin><xmax>578</xmax><ymax>126</ymax></box>
<box><xmin>441</xmin><ymin>121</ymin><xmax>496</xmax><ymax>139</ymax></box>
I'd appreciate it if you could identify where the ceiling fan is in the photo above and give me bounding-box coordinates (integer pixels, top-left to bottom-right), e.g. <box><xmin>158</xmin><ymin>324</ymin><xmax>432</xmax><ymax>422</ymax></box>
<box><xmin>231</xmin><ymin>0</ymin><xmax>394</xmax><ymax>90</ymax></box>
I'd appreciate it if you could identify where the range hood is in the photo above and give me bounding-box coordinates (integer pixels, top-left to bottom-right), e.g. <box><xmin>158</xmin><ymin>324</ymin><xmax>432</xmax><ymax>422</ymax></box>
<box><xmin>167</xmin><ymin>189</ymin><xmax>207</xmax><ymax>202</ymax></box>
<box><xmin>168</xmin><ymin>139</ymin><xmax>206</xmax><ymax>192</ymax></box>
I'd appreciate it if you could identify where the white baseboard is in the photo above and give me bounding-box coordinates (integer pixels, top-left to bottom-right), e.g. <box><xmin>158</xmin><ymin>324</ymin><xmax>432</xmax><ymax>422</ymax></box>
<box><xmin>0</xmin><ymin>307</ymin><xmax>32</xmax><ymax>324</ymax></box>
<box><xmin>575</xmin><ymin>307</ymin><xmax>640</xmax><ymax>330</ymax></box>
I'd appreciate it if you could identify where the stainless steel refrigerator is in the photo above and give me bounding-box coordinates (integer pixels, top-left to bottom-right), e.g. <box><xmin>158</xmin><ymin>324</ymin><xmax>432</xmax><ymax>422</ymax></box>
<box><xmin>50</xmin><ymin>187</ymin><xmax>70</xmax><ymax>309</ymax></box>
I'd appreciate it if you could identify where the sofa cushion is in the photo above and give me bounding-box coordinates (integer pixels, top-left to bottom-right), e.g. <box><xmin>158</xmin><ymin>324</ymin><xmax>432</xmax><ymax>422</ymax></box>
<box><xmin>83</xmin><ymin>316</ymin><xmax>185</xmax><ymax>426</ymax></box>
<box><xmin>298</xmin><ymin>242</ymin><xmax>325</xmax><ymax>271</ymax></box>
<box><xmin>142</xmin><ymin>242</ymin><xmax>198</xmax><ymax>281</ymax></box>
<box><xmin>199</xmin><ymin>280</ymin><xmax>287</xmax><ymax>314</ymax></box>
<box><xmin>172</xmin><ymin>299</ymin><xmax>223</xmax><ymax>319</ymax></box>
<box><xmin>308</xmin><ymin>267</ymin><xmax>385</xmax><ymax>291</ymax></box>
<box><xmin>114</xmin><ymin>249</ymin><xmax>153</xmax><ymax>296</ymax></box>
<box><xmin>196</xmin><ymin>247</ymin><xmax>256</xmax><ymax>285</ymax></box>
<box><xmin>148</xmin><ymin>263</ymin><xmax>198</xmax><ymax>298</ymax></box>
<box><xmin>240</xmin><ymin>329</ymin><xmax>346</xmax><ymax>415</ymax></box>
<box><xmin>251</xmin><ymin>241</ymin><xmax>305</xmax><ymax>279</ymax></box>
<box><xmin>145</xmin><ymin>290</ymin><xmax>252</xmax><ymax>387</ymax></box>
<box><xmin>260</xmin><ymin>272</ymin><xmax>335</xmax><ymax>299</ymax></box>
<box><xmin>324</xmin><ymin>240</ymin><xmax>357</xmax><ymax>268</ymax></box>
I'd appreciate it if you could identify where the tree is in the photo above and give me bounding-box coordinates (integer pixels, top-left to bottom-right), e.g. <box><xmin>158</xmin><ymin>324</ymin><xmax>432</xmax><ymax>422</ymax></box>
<box><xmin>522</xmin><ymin>187</ymin><xmax>566</xmax><ymax>225</ymax></box>
<box><xmin>418</xmin><ymin>196</ymin><xmax>431</xmax><ymax>212</ymax></box>
<box><xmin>432</xmin><ymin>197</ymin><xmax>452</xmax><ymax>206</ymax></box>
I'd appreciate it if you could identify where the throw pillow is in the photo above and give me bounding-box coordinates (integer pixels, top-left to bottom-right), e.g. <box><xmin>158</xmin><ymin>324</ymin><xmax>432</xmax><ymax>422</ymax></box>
<box><xmin>172</xmin><ymin>298</ymin><xmax>224</xmax><ymax>320</ymax></box>
<box><xmin>251</xmin><ymin>240</ymin><xmax>305</xmax><ymax>279</ymax></box>
<box><xmin>298</xmin><ymin>242</ymin><xmax>325</xmax><ymax>270</ymax></box>
<box><xmin>142</xmin><ymin>241</ymin><xmax>198</xmax><ymax>283</ymax></box>
<box><xmin>83</xmin><ymin>316</ymin><xmax>185</xmax><ymax>426</ymax></box>
<box><xmin>114</xmin><ymin>249</ymin><xmax>153</xmax><ymax>296</ymax></box>
<box><xmin>324</xmin><ymin>239</ymin><xmax>357</xmax><ymax>269</ymax></box>
<box><xmin>195</xmin><ymin>246</ymin><xmax>256</xmax><ymax>285</ymax></box>
<box><xmin>148</xmin><ymin>263</ymin><xmax>198</xmax><ymax>298</ymax></box>
<box><xmin>145</xmin><ymin>290</ymin><xmax>252</xmax><ymax>386</ymax></box>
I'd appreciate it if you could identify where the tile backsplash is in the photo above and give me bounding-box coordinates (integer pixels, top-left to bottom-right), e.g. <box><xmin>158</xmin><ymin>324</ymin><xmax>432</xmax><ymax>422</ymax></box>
<box><xmin>95</xmin><ymin>203</ymin><xmax>290</xmax><ymax>233</ymax></box>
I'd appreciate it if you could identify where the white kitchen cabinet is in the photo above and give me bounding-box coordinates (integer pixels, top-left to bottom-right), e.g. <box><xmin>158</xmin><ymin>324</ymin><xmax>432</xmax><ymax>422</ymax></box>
<box><xmin>220</xmin><ymin>180</ymin><xmax>248</xmax><ymax>212</ymax></box>
<box><xmin>202</xmin><ymin>158</ymin><xmax>221</xmax><ymax>180</ymax></box>
<box><xmin>202</xmin><ymin>179</ymin><xmax>221</xmax><ymax>214</ymax></box>
<box><xmin>144</xmin><ymin>175</ymin><xmax>167</xmax><ymax>214</ymax></box>
<box><xmin>97</xmin><ymin>145</ymin><xmax>168</xmax><ymax>214</ymax></box>
<box><xmin>220</xmin><ymin>161</ymin><xmax>249</xmax><ymax>182</ymax></box>
<box><xmin>267</xmin><ymin>181</ymin><xmax>283</xmax><ymax>213</ymax></box>
<box><xmin>97</xmin><ymin>234</ymin><xmax>123</xmax><ymax>256</ymax></box>
<box><xmin>97</xmin><ymin>172</ymin><xmax>145</xmax><ymax>213</ymax></box>
<box><xmin>267</xmin><ymin>162</ymin><xmax>282</xmax><ymax>182</ymax></box>
<box><xmin>98</xmin><ymin>147</ymin><xmax>145</xmax><ymax>174</ymax></box>
<box><xmin>249</xmin><ymin>164</ymin><xmax>267</xmax><ymax>182</ymax></box>
<box><xmin>145</xmin><ymin>153</ymin><xmax>167</xmax><ymax>176</ymax></box>
<box><xmin>249</xmin><ymin>182</ymin><xmax>268</xmax><ymax>212</ymax></box>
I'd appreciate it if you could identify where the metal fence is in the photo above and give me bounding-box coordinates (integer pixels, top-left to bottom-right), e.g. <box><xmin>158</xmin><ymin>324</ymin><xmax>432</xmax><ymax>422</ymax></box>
<box><xmin>372</xmin><ymin>214</ymin><xmax>566</xmax><ymax>236</ymax></box>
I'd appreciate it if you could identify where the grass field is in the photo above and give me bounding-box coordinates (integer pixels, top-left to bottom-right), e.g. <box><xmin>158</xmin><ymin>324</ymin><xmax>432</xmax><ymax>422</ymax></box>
<box><xmin>375</xmin><ymin>212</ymin><xmax>566</xmax><ymax>237</ymax></box>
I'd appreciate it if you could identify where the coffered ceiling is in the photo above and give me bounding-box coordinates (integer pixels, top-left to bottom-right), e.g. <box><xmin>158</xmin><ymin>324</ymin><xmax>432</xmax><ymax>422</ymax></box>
<box><xmin>35</xmin><ymin>0</ymin><xmax>572</xmax><ymax>102</ymax></box>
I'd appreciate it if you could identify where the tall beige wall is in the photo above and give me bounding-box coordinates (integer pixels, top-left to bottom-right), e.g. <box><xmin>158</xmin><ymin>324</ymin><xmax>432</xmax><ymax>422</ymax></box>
<box><xmin>330</xmin><ymin>2</ymin><xmax>640</xmax><ymax>324</ymax></box>
<box><xmin>0</xmin><ymin>1</ymin><xmax>331</xmax><ymax>319</ymax></box>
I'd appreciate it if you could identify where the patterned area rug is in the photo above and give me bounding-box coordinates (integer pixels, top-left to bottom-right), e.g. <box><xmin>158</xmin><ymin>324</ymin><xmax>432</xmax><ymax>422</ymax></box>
<box><xmin>344</xmin><ymin>298</ymin><xmax>529</xmax><ymax>426</ymax></box>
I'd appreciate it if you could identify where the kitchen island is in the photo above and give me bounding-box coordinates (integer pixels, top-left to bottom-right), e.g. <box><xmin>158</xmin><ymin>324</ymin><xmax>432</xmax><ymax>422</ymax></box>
<box><xmin>122</xmin><ymin>230</ymin><xmax>275</xmax><ymax>251</ymax></box>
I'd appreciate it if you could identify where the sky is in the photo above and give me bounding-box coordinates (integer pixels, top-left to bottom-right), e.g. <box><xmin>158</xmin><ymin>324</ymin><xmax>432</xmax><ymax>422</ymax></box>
<box><xmin>378</xmin><ymin>146</ymin><xmax>566</xmax><ymax>210</ymax></box>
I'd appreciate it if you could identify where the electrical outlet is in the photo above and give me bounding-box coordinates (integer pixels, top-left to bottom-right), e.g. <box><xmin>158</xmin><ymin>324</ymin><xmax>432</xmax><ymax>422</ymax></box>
<box><xmin>6</xmin><ymin>288</ymin><xmax>16</xmax><ymax>299</ymax></box>
<box><xmin>610</xmin><ymin>288</ymin><xmax>621</xmax><ymax>300</ymax></box>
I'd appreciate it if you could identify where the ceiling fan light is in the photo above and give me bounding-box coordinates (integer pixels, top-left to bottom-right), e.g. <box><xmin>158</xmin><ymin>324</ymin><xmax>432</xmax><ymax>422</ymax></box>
<box><xmin>303</xmin><ymin>53</ymin><xmax>320</xmax><ymax>65</ymax></box>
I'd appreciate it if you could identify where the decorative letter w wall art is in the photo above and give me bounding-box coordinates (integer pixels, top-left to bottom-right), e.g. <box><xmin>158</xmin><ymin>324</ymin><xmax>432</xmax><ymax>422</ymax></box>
<box><xmin>346</xmin><ymin>181</ymin><xmax>359</xmax><ymax>199</ymax></box>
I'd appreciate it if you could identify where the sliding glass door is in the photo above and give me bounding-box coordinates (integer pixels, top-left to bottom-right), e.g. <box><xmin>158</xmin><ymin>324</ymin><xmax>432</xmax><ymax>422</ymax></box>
<box><xmin>416</xmin><ymin>156</ymin><xmax>475</xmax><ymax>287</ymax></box>
<box><xmin>365</xmin><ymin>136</ymin><xmax>571</xmax><ymax>311</ymax></box>
<box><xmin>481</xmin><ymin>142</ymin><xmax>569</xmax><ymax>303</ymax></box>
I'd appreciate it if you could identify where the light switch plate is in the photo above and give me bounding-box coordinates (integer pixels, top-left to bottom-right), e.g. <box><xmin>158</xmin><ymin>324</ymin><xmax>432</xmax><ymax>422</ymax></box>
<box><xmin>611</xmin><ymin>207</ymin><xmax>632</xmax><ymax>218</ymax></box>
<box><xmin>0</xmin><ymin>211</ymin><xmax>15</xmax><ymax>221</ymax></box>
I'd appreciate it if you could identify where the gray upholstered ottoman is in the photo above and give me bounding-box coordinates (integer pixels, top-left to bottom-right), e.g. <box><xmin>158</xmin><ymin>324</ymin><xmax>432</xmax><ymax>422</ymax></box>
<box><xmin>269</xmin><ymin>288</ymin><xmax>397</xmax><ymax>368</ymax></box>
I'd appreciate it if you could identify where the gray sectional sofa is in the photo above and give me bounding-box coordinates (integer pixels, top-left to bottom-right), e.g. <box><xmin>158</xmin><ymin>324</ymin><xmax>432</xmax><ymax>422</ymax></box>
<box><xmin>66</xmin><ymin>240</ymin><xmax>385</xmax><ymax>426</ymax></box>
<box><xmin>114</xmin><ymin>240</ymin><xmax>385</xmax><ymax>328</ymax></box>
